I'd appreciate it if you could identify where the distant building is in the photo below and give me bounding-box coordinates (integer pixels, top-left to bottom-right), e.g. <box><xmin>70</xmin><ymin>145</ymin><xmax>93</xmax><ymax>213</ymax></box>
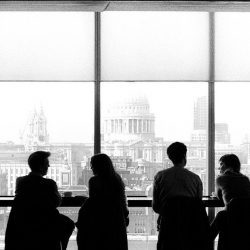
<box><xmin>102</xmin><ymin>94</ymin><xmax>155</xmax><ymax>142</ymax></box>
<box><xmin>191</xmin><ymin>124</ymin><xmax>231</xmax><ymax>144</ymax></box>
<box><xmin>191</xmin><ymin>130</ymin><xmax>206</xmax><ymax>142</ymax></box>
<box><xmin>194</xmin><ymin>96</ymin><xmax>207</xmax><ymax>130</ymax></box>
<box><xmin>193</xmin><ymin>97</ymin><xmax>231</xmax><ymax>144</ymax></box>
<box><xmin>215</xmin><ymin>123</ymin><xmax>231</xmax><ymax>144</ymax></box>
<box><xmin>0</xmin><ymin>107</ymin><xmax>96</xmax><ymax>195</ymax></box>
<box><xmin>23</xmin><ymin>107</ymin><xmax>49</xmax><ymax>150</ymax></box>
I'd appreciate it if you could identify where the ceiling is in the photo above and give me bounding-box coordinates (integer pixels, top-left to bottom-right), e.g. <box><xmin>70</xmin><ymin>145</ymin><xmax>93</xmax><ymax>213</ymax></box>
<box><xmin>0</xmin><ymin>1</ymin><xmax>249</xmax><ymax>12</ymax></box>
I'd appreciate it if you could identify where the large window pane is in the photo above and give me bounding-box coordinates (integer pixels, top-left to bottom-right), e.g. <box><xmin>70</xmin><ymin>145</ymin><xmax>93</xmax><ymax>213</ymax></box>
<box><xmin>128</xmin><ymin>206</ymin><xmax>157</xmax><ymax>249</ymax></box>
<box><xmin>215</xmin><ymin>82</ymin><xmax>250</xmax><ymax>177</ymax></box>
<box><xmin>102</xmin><ymin>12</ymin><xmax>209</xmax><ymax>81</ymax></box>
<box><xmin>0</xmin><ymin>12</ymin><xmax>94</xmax><ymax>81</ymax></box>
<box><xmin>0</xmin><ymin>82</ymin><xmax>94</xmax><ymax>195</ymax></box>
<box><xmin>101</xmin><ymin>82</ymin><xmax>208</xmax><ymax>194</ymax></box>
<box><xmin>215</xmin><ymin>13</ymin><xmax>250</xmax><ymax>81</ymax></box>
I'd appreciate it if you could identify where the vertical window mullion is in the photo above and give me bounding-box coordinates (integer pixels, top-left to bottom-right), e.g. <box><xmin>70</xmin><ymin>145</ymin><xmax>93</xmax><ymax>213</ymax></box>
<box><xmin>207</xmin><ymin>11</ymin><xmax>215</xmax><ymax>222</ymax></box>
<box><xmin>94</xmin><ymin>12</ymin><xmax>101</xmax><ymax>154</ymax></box>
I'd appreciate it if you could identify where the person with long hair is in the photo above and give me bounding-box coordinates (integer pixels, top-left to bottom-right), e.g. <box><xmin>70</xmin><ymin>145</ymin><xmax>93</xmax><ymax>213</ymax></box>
<box><xmin>76</xmin><ymin>153</ymin><xmax>129</xmax><ymax>250</ymax></box>
<box><xmin>88</xmin><ymin>153</ymin><xmax>128</xmax><ymax>204</ymax></box>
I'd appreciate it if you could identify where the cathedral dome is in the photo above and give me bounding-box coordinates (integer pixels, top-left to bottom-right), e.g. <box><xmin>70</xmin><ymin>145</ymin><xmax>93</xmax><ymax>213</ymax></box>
<box><xmin>102</xmin><ymin>89</ymin><xmax>155</xmax><ymax>142</ymax></box>
<box><xmin>117</xmin><ymin>93</ymin><xmax>148</xmax><ymax>105</ymax></box>
<box><xmin>107</xmin><ymin>91</ymin><xmax>150</xmax><ymax>116</ymax></box>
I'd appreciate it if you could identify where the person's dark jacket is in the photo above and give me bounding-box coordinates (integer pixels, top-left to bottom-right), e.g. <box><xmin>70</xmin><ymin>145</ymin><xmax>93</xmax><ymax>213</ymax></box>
<box><xmin>76</xmin><ymin>174</ymin><xmax>128</xmax><ymax>250</ymax></box>
<box><xmin>5</xmin><ymin>173</ymin><xmax>62</xmax><ymax>250</ymax></box>
<box><xmin>157</xmin><ymin>197</ymin><xmax>213</xmax><ymax>250</ymax></box>
<box><xmin>76</xmin><ymin>196</ymin><xmax>128</xmax><ymax>250</ymax></box>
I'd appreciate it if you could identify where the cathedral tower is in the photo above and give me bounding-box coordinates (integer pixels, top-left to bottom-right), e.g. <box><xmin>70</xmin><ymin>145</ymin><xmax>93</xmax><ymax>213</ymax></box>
<box><xmin>26</xmin><ymin>106</ymin><xmax>49</xmax><ymax>147</ymax></box>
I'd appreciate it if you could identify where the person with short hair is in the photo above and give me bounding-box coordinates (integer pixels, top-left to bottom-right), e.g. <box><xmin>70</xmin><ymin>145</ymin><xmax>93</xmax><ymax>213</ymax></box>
<box><xmin>153</xmin><ymin>141</ymin><xmax>203</xmax><ymax>214</ymax></box>
<box><xmin>210</xmin><ymin>154</ymin><xmax>250</xmax><ymax>240</ymax></box>
<box><xmin>5</xmin><ymin>151</ymin><xmax>75</xmax><ymax>250</ymax></box>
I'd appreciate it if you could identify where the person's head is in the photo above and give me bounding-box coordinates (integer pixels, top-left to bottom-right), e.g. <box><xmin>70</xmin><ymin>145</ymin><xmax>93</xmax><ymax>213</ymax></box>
<box><xmin>28</xmin><ymin>151</ymin><xmax>51</xmax><ymax>176</ymax></box>
<box><xmin>167</xmin><ymin>142</ymin><xmax>187</xmax><ymax>165</ymax></box>
<box><xmin>90</xmin><ymin>153</ymin><xmax>125</xmax><ymax>196</ymax></box>
<box><xmin>90</xmin><ymin>153</ymin><xmax>114</xmax><ymax>176</ymax></box>
<box><xmin>219</xmin><ymin>154</ymin><xmax>241</xmax><ymax>174</ymax></box>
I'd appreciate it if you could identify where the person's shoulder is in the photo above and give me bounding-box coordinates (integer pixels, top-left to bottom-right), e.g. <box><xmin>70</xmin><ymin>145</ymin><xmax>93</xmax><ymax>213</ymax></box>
<box><xmin>154</xmin><ymin>168</ymin><xmax>172</xmax><ymax>179</ymax></box>
<box><xmin>217</xmin><ymin>172</ymin><xmax>235</xmax><ymax>181</ymax></box>
<box><xmin>155</xmin><ymin>168</ymin><xmax>168</xmax><ymax>176</ymax></box>
<box><xmin>240</xmin><ymin>173</ymin><xmax>250</xmax><ymax>180</ymax></box>
<box><xmin>89</xmin><ymin>175</ymin><xmax>97</xmax><ymax>181</ymax></box>
<box><xmin>42</xmin><ymin>177</ymin><xmax>57</xmax><ymax>186</ymax></box>
<box><xmin>88</xmin><ymin>175</ymin><xmax>98</xmax><ymax>185</ymax></box>
<box><xmin>183</xmin><ymin>168</ymin><xmax>201</xmax><ymax>180</ymax></box>
<box><xmin>17</xmin><ymin>176</ymin><xmax>26</xmax><ymax>181</ymax></box>
<box><xmin>216</xmin><ymin>174</ymin><xmax>227</xmax><ymax>185</ymax></box>
<box><xmin>16</xmin><ymin>175</ymin><xmax>27</xmax><ymax>185</ymax></box>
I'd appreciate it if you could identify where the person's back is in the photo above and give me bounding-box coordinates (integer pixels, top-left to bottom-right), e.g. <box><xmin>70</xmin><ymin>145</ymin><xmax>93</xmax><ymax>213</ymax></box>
<box><xmin>76</xmin><ymin>153</ymin><xmax>128</xmax><ymax>250</ymax></box>
<box><xmin>153</xmin><ymin>142</ymin><xmax>203</xmax><ymax>214</ymax></box>
<box><xmin>14</xmin><ymin>174</ymin><xmax>61</xmax><ymax>209</ymax></box>
<box><xmin>216</xmin><ymin>171</ymin><xmax>250</xmax><ymax>206</ymax></box>
<box><xmin>5</xmin><ymin>151</ymin><xmax>74</xmax><ymax>250</ymax></box>
<box><xmin>153</xmin><ymin>142</ymin><xmax>207</xmax><ymax>250</ymax></box>
<box><xmin>153</xmin><ymin>166</ymin><xmax>202</xmax><ymax>212</ymax></box>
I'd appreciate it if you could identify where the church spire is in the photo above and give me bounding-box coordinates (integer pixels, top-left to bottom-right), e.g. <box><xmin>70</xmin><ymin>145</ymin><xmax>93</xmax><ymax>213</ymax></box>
<box><xmin>25</xmin><ymin>106</ymin><xmax>49</xmax><ymax>150</ymax></box>
<box><xmin>39</xmin><ymin>105</ymin><xmax>44</xmax><ymax>116</ymax></box>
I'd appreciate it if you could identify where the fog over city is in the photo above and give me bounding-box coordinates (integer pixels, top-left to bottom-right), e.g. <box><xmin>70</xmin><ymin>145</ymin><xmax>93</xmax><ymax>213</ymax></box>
<box><xmin>0</xmin><ymin>81</ymin><xmax>249</xmax><ymax>146</ymax></box>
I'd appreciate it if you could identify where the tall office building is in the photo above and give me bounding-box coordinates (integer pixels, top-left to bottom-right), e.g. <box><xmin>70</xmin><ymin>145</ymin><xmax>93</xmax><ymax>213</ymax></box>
<box><xmin>192</xmin><ymin>97</ymin><xmax>231</xmax><ymax>144</ymax></box>
<box><xmin>194</xmin><ymin>96</ymin><xmax>207</xmax><ymax>130</ymax></box>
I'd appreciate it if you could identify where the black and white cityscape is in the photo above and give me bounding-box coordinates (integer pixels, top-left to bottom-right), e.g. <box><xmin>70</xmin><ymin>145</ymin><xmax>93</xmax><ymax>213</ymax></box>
<box><xmin>0</xmin><ymin>91</ymin><xmax>249</xmax><ymax>249</ymax></box>
<box><xmin>1</xmin><ymin>6</ymin><xmax>250</xmax><ymax>250</ymax></box>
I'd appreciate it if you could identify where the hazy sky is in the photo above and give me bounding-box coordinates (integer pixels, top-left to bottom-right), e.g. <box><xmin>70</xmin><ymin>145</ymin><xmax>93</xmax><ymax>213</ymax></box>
<box><xmin>0</xmin><ymin>81</ymin><xmax>248</xmax><ymax>147</ymax></box>
<box><xmin>0</xmin><ymin>82</ymin><xmax>94</xmax><ymax>143</ymax></box>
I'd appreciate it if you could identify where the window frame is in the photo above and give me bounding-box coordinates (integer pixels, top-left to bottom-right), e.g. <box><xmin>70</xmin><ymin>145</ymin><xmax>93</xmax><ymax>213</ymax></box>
<box><xmin>5</xmin><ymin>1</ymin><xmax>250</xmax><ymax>222</ymax></box>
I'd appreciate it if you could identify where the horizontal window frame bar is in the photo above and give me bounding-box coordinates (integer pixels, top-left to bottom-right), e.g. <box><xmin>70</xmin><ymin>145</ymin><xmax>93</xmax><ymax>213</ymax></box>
<box><xmin>0</xmin><ymin>80</ymin><xmax>95</xmax><ymax>83</ymax></box>
<box><xmin>0</xmin><ymin>197</ymin><xmax>224</xmax><ymax>207</ymax></box>
<box><xmin>100</xmin><ymin>80</ymin><xmax>250</xmax><ymax>82</ymax></box>
<box><xmin>1</xmin><ymin>80</ymin><xmax>250</xmax><ymax>83</ymax></box>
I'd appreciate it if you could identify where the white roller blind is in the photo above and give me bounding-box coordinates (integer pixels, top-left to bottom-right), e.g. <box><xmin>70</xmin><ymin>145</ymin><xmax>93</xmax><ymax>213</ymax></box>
<box><xmin>215</xmin><ymin>13</ymin><xmax>250</xmax><ymax>81</ymax></box>
<box><xmin>101</xmin><ymin>12</ymin><xmax>209</xmax><ymax>81</ymax></box>
<box><xmin>0</xmin><ymin>12</ymin><xmax>94</xmax><ymax>81</ymax></box>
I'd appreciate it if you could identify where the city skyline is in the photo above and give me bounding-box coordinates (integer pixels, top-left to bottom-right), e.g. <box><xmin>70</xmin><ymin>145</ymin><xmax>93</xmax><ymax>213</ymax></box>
<box><xmin>1</xmin><ymin>81</ymin><xmax>249</xmax><ymax>146</ymax></box>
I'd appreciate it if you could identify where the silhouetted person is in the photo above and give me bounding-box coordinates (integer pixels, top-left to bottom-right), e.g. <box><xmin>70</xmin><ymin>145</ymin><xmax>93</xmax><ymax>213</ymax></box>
<box><xmin>153</xmin><ymin>142</ymin><xmax>212</xmax><ymax>250</ymax></box>
<box><xmin>210</xmin><ymin>154</ymin><xmax>250</xmax><ymax>240</ymax></box>
<box><xmin>153</xmin><ymin>141</ymin><xmax>203</xmax><ymax>214</ymax></box>
<box><xmin>5</xmin><ymin>151</ymin><xmax>75</xmax><ymax>250</ymax></box>
<box><xmin>76</xmin><ymin>153</ymin><xmax>129</xmax><ymax>250</ymax></box>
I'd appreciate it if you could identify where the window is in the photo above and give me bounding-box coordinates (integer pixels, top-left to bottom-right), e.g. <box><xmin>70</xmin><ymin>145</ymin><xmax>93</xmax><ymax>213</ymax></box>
<box><xmin>215</xmin><ymin>82</ymin><xmax>250</xmax><ymax>178</ymax></box>
<box><xmin>102</xmin><ymin>12</ymin><xmax>208</xmax><ymax>81</ymax></box>
<box><xmin>0</xmin><ymin>2</ymin><xmax>250</xmax><ymax>248</ymax></box>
